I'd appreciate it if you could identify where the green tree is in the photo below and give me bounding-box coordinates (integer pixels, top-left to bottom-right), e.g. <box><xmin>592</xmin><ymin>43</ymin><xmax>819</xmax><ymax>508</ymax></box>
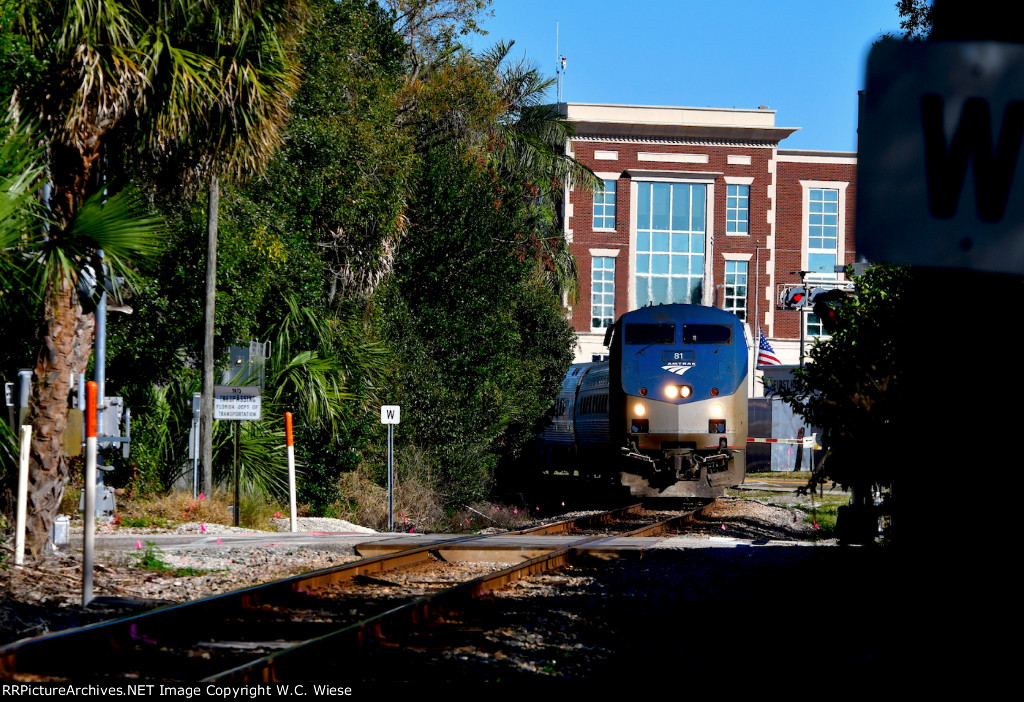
<box><xmin>0</xmin><ymin>118</ymin><xmax>162</xmax><ymax>558</ymax></box>
<box><xmin>370</xmin><ymin>27</ymin><xmax>586</xmax><ymax>506</ymax></box>
<box><xmin>775</xmin><ymin>265</ymin><xmax>909</xmax><ymax>494</ymax></box>
<box><xmin>483</xmin><ymin>41</ymin><xmax>598</xmax><ymax>302</ymax></box>
<box><xmin>124</xmin><ymin>1</ymin><xmax>307</xmax><ymax>500</ymax></box>
<box><xmin>253</xmin><ymin>0</ymin><xmax>413</xmax><ymax>304</ymax></box>
<box><xmin>383</xmin><ymin>0</ymin><xmax>492</xmax><ymax>78</ymax></box>
<box><xmin>104</xmin><ymin>0</ymin><xmax>405</xmax><ymax>508</ymax></box>
<box><xmin>894</xmin><ymin>0</ymin><xmax>934</xmax><ymax>40</ymax></box>
<box><xmin>6</xmin><ymin>0</ymin><xmax>304</xmax><ymax>559</ymax></box>
<box><xmin>380</xmin><ymin>140</ymin><xmax>574</xmax><ymax>505</ymax></box>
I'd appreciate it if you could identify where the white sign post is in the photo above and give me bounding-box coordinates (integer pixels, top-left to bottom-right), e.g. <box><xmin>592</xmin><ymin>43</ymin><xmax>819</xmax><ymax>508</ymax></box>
<box><xmin>381</xmin><ymin>406</ymin><xmax>400</xmax><ymax>531</ymax></box>
<box><xmin>859</xmin><ymin>39</ymin><xmax>1024</xmax><ymax>274</ymax></box>
<box><xmin>285</xmin><ymin>412</ymin><xmax>297</xmax><ymax>533</ymax></box>
<box><xmin>14</xmin><ymin>425</ymin><xmax>30</xmax><ymax>566</ymax></box>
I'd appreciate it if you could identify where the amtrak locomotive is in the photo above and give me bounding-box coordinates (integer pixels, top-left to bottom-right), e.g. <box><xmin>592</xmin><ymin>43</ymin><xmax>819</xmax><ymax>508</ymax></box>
<box><xmin>538</xmin><ymin>304</ymin><xmax>748</xmax><ymax>498</ymax></box>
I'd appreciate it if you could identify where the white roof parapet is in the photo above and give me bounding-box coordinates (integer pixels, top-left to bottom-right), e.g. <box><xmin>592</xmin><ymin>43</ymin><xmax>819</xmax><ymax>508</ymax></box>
<box><xmin>559</xmin><ymin>102</ymin><xmax>800</xmax><ymax>144</ymax></box>
<box><xmin>777</xmin><ymin>149</ymin><xmax>857</xmax><ymax>163</ymax></box>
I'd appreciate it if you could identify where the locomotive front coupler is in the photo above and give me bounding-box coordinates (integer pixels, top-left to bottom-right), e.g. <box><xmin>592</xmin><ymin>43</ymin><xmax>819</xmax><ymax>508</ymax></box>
<box><xmin>663</xmin><ymin>449</ymin><xmax>701</xmax><ymax>481</ymax></box>
<box><xmin>696</xmin><ymin>451</ymin><xmax>733</xmax><ymax>475</ymax></box>
<box><xmin>695</xmin><ymin>452</ymin><xmax>731</xmax><ymax>465</ymax></box>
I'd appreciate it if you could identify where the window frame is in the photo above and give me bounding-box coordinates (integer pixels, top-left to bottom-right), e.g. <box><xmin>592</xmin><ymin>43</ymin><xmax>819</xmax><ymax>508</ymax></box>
<box><xmin>593</xmin><ymin>179</ymin><xmax>618</xmax><ymax>231</ymax></box>
<box><xmin>590</xmin><ymin>255</ymin><xmax>616</xmax><ymax>332</ymax></box>
<box><xmin>806</xmin><ymin>311</ymin><xmax>827</xmax><ymax>338</ymax></box>
<box><xmin>633</xmin><ymin>180</ymin><xmax>709</xmax><ymax>308</ymax></box>
<box><xmin>800</xmin><ymin>180</ymin><xmax>848</xmax><ymax>282</ymax></box>
<box><xmin>725</xmin><ymin>183</ymin><xmax>750</xmax><ymax>235</ymax></box>
<box><xmin>722</xmin><ymin>259</ymin><xmax>748</xmax><ymax>321</ymax></box>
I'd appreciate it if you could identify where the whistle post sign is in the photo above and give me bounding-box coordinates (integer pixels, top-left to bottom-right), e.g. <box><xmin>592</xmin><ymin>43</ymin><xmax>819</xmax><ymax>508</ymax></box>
<box><xmin>859</xmin><ymin>40</ymin><xmax>1024</xmax><ymax>274</ymax></box>
<box><xmin>381</xmin><ymin>405</ymin><xmax>401</xmax><ymax>425</ymax></box>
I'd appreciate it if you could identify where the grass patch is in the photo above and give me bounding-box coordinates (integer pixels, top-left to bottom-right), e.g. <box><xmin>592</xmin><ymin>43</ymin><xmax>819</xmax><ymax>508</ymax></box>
<box><xmin>794</xmin><ymin>493</ymin><xmax>847</xmax><ymax>537</ymax></box>
<box><xmin>337</xmin><ymin>470</ymin><xmax>447</xmax><ymax>532</ymax></box>
<box><xmin>115</xmin><ymin>491</ymin><xmax>233</xmax><ymax>528</ymax></box>
<box><xmin>117</xmin><ymin>515</ymin><xmax>174</xmax><ymax>529</ymax></box>
<box><xmin>132</xmin><ymin>541</ymin><xmax>209</xmax><ymax>577</ymax></box>
<box><xmin>237</xmin><ymin>491</ymin><xmax>288</xmax><ymax>532</ymax></box>
<box><xmin>453</xmin><ymin>503</ymin><xmax>538</xmax><ymax>533</ymax></box>
<box><xmin>114</xmin><ymin>489</ymin><xmax>285</xmax><ymax>531</ymax></box>
<box><xmin>745</xmin><ymin>471</ymin><xmax>813</xmax><ymax>481</ymax></box>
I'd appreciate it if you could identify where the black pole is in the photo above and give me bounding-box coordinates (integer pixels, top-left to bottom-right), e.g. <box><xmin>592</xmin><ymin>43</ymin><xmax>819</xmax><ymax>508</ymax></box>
<box><xmin>233</xmin><ymin>420</ymin><xmax>240</xmax><ymax>527</ymax></box>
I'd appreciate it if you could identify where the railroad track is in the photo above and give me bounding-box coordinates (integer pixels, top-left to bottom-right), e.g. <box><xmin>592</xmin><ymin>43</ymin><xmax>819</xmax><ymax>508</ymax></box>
<box><xmin>0</xmin><ymin>500</ymin><xmax>715</xmax><ymax>682</ymax></box>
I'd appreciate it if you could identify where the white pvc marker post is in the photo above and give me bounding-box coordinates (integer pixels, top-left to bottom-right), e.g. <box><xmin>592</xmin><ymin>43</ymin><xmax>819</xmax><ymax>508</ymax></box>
<box><xmin>285</xmin><ymin>411</ymin><xmax>297</xmax><ymax>533</ymax></box>
<box><xmin>14</xmin><ymin>425</ymin><xmax>30</xmax><ymax>566</ymax></box>
<box><xmin>83</xmin><ymin>380</ymin><xmax>98</xmax><ymax>606</ymax></box>
<box><xmin>381</xmin><ymin>405</ymin><xmax>400</xmax><ymax>531</ymax></box>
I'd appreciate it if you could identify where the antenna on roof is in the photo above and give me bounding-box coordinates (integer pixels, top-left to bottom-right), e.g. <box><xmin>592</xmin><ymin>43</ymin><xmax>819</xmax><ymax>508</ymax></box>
<box><xmin>556</xmin><ymin>22</ymin><xmax>565</xmax><ymax>103</ymax></box>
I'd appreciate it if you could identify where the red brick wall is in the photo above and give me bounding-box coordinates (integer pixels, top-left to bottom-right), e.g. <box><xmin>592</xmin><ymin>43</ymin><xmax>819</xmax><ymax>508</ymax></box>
<box><xmin>567</xmin><ymin>139</ymin><xmax>856</xmax><ymax>344</ymax></box>
<box><xmin>773</xmin><ymin>159</ymin><xmax>857</xmax><ymax>339</ymax></box>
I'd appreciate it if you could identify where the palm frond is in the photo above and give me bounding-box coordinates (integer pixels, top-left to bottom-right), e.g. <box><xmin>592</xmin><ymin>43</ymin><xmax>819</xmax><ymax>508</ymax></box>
<box><xmin>0</xmin><ymin>116</ymin><xmax>46</xmax><ymax>299</ymax></box>
<box><xmin>212</xmin><ymin>419</ymin><xmax>291</xmax><ymax>497</ymax></box>
<box><xmin>273</xmin><ymin>349</ymin><xmax>354</xmax><ymax>436</ymax></box>
<box><xmin>26</xmin><ymin>186</ymin><xmax>165</xmax><ymax>304</ymax></box>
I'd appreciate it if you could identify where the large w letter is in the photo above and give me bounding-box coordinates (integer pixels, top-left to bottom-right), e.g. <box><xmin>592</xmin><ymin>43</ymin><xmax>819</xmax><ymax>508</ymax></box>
<box><xmin>921</xmin><ymin>94</ymin><xmax>1024</xmax><ymax>222</ymax></box>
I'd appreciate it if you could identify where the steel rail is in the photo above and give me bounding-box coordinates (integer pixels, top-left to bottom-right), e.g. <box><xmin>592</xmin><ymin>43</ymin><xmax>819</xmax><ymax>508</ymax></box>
<box><xmin>208</xmin><ymin>532</ymin><xmax>613</xmax><ymax>682</ymax></box>
<box><xmin>0</xmin><ymin>501</ymin><xmax>705</xmax><ymax>681</ymax></box>
<box><xmin>211</xmin><ymin>501</ymin><xmax>713</xmax><ymax>682</ymax></box>
<box><xmin>618</xmin><ymin>499</ymin><xmax>717</xmax><ymax>537</ymax></box>
<box><xmin>507</xmin><ymin>503</ymin><xmax>645</xmax><ymax>535</ymax></box>
<box><xmin>0</xmin><ymin>531</ymin><xmax>491</xmax><ymax>680</ymax></box>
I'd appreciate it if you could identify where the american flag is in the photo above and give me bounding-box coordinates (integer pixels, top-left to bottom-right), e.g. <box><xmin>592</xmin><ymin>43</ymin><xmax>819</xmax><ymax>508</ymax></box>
<box><xmin>757</xmin><ymin>329</ymin><xmax>782</xmax><ymax>367</ymax></box>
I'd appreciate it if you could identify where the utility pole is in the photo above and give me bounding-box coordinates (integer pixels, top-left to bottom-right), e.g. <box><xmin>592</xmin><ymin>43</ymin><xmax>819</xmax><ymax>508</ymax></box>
<box><xmin>795</xmin><ymin>270</ymin><xmax>808</xmax><ymax>368</ymax></box>
<box><xmin>200</xmin><ymin>176</ymin><xmax>219</xmax><ymax>496</ymax></box>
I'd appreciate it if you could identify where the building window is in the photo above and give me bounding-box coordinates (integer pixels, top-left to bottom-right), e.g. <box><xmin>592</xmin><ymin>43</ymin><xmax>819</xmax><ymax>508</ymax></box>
<box><xmin>591</xmin><ymin>256</ymin><xmax>615</xmax><ymax>331</ymax></box>
<box><xmin>726</xmin><ymin>184</ymin><xmax>749</xmax><ymax>234</ymax></box>
<box><xmin>807</xmin><ymin>312</ymin><xmax>826</xmax><ymax>337</ymax></box>
<box><xmin>635</xmin><ymin>182</ymin><xmax>706</xmax><ymax>306</ymax></box>
<box><xmin>593</xmin><ymin>179</ymin><xmax>617</xmax><ymax>230</ymax></box>
<box><xmin>807</xmin><ymin>188</ymin><xmax>839</xmax><ymax>277</ymax></box>
<box><xmin>723</xmin><ymin>260</ymin><xmax>747</xmax><ymax>321</ymax></box>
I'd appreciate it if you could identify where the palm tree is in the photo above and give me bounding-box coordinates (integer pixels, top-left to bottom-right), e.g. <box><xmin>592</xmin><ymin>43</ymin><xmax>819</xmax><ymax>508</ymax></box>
<box><xmin>0</xmin><ymin>109</ymin><xmax>163</xmax><ymax>560</ymax></box>
<box><xmin>133</xmin><ymin>2</ymin><xmax>306</xmax><ymax>502</ymax></box>
<box><xmin>482</xmin><ymin>41</ymin><xmax>598</xmax><ymax>304</ymax></box>
<box><xmin>7</xmin><ymin>0</ymin><xmax>306</xmax><ymax>560</ymax></box>
<box><xmin>208</xmin><ymin>296</ymin><xmax>388</xmax><ymax>502</ymax></box>
<box><xmin>399</xmin><ymin>40</ymin><xmax>597</xmax><ymax>285</ymax></box>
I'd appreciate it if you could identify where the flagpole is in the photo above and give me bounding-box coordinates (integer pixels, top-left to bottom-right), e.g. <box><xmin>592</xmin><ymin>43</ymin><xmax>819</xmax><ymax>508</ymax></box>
<box><xmin>753</xmin><ymin>244</ymin><xmax>761</xmax><ymax>397</ymax></box>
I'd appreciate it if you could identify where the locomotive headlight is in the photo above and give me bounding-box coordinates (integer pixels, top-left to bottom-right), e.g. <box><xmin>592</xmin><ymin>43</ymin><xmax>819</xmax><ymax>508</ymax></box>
<box><xmin>710</xmin><ymin>402</ymin><xmax>724</xmax><ymax>418</ymax></box>
<box><xmin>664</xmin><ymin>385</ymin><xmax>692</xmax><ymax>400</ymax></box>
<box><xmin>634</xmin><ymin>402</ymin><xmax>647</xmax><ymax>416</ymax></box>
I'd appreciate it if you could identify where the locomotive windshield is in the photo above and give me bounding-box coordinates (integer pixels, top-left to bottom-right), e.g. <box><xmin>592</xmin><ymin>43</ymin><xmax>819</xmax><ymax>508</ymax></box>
<box><xmin>624</xmin><ymin>323</ymin><xmax>675</xmax><ymax>345</ymax></box>
<box><xmin>681</xmin><ymin>324</ymin><xmax>732</xmax><ymax>344</ymax></box>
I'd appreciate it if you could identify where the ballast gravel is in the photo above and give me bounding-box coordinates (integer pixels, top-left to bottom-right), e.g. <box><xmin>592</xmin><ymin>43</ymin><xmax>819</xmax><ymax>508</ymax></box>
<box><xmin>0</xmin><ymin>495</ymin><xmax>867</xmax><ymax>683</ymax></box>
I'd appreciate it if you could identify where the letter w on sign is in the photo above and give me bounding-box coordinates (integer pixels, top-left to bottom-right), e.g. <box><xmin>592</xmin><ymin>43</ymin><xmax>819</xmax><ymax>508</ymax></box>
<box><xmin>859</xmin><ymin>40</ymin><xmax>1024</xmax><ymax>275</ymax></box>
<box><xmin>921</xmin><ymin>94</ymin><xmax>1024</xmax><ymax>222</ymax></box>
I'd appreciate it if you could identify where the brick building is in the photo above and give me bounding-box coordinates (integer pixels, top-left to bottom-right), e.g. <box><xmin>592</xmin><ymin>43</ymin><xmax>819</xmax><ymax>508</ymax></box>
<box><xmin>559</xmin><ymin>103</ymin><xmax>857</xmax><ymax>395</ymax></box>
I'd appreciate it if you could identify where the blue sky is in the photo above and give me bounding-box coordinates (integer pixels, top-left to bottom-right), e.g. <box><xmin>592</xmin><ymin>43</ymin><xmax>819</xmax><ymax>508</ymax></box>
<box><xmin>467</xmin><ymin>0</ymin><xmax>905</xmax><ymax>152</ymax></box>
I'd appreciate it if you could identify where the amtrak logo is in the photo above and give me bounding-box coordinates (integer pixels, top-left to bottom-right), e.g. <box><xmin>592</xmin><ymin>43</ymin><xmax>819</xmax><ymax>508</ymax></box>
<box><xmin>661</xmin><ymin>364</ymin><xmax>694</xmax><ymax>376</ymax></box>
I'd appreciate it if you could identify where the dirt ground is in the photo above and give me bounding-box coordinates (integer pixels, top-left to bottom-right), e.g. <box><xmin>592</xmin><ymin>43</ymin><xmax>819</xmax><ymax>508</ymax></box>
<box><xmin>0</xmin><ymin>494</ymin><xmax>825</xmax><ymax>649</ymax></box>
